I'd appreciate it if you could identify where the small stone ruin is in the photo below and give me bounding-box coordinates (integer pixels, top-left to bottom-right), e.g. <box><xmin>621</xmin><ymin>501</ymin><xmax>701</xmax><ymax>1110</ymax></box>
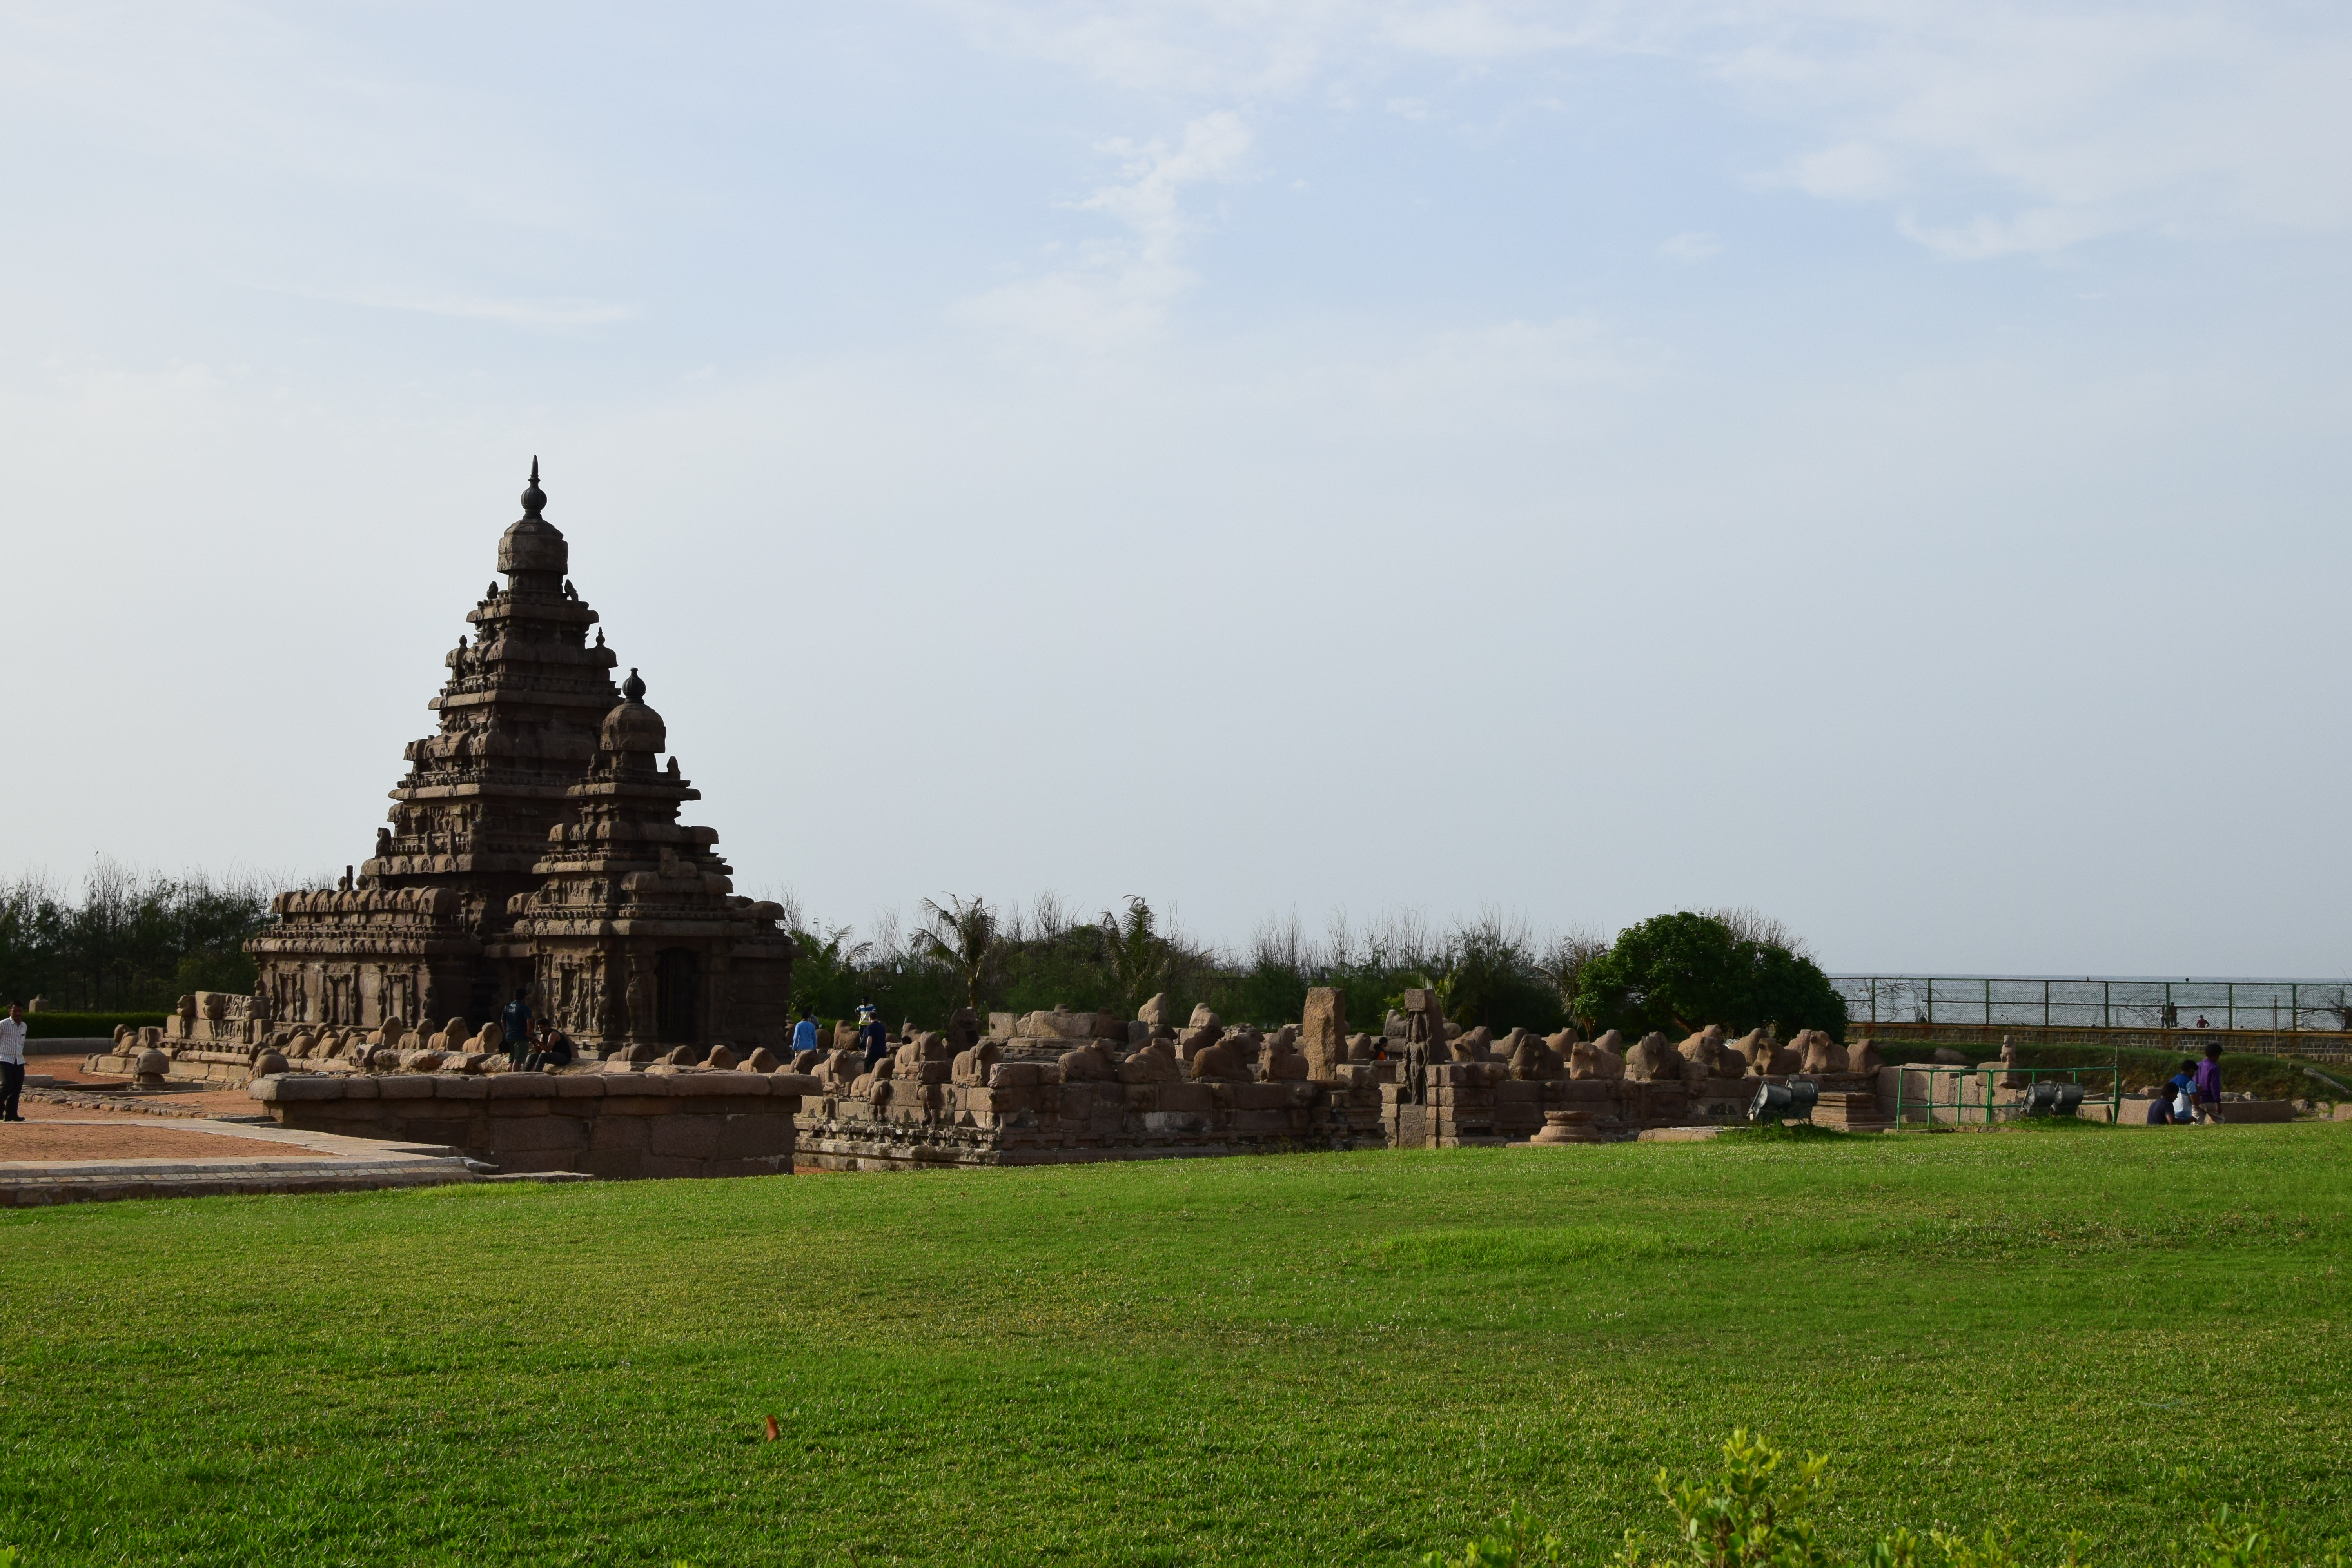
<box><xmin>790</xmin><ymin>987</ymin><xmax>1895</xmax><ymax>1169</ymax></box>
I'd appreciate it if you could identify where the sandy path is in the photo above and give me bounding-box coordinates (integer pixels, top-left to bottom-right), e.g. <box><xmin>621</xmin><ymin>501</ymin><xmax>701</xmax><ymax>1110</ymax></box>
<box><xmin>2</xmin><ymin>1097</ymin><xmax>328</xmax><ymax>1161</ymax></box>
<box><xmin>27</xmin><ymin>1060</ymin><xmax>265</xmax><ymax>1119</ymax></box>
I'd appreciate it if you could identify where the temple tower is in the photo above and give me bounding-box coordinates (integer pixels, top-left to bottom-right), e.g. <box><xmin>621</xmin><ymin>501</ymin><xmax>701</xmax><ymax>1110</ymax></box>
<box><xmin>508</xmin><ymin>670</ymin><xmax>792</xmax><ymax>1054</ymax></box>
<box><xmin>364</xmin><ymin>460</ymin><xmax>622</xmax><ymax>1014</ymax></box>
<box><xmin>249</xmin><ymin>461</ymin><xmax>788</xmax><ymax>1044</ymax></box>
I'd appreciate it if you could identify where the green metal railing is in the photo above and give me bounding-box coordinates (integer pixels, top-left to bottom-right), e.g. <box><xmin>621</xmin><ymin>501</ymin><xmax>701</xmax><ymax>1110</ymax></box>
<box><xmin>1891</xmin><ymin>1063</ymin><xmax>2122</xmax><ymax>1126</ymax></box>
<box><xmin>1835</xmin><ymin>975</ymin><xmax>2352</xmax><ymax>1034</ymax></box>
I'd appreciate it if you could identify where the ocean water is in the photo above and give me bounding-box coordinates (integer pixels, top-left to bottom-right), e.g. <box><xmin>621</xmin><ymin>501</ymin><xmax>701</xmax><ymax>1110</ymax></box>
<box><xmin>1831</xmin><ymin>975</ymin><xmax>2352</xmax><ymax>1032</ymax></box>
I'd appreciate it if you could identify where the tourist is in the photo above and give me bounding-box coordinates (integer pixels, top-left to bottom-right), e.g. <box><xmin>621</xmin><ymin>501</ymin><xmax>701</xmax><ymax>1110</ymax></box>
<box><xmin>2196</xmin><ymin>1014</ymin><xmax>2210</xmax><ymax>1029</ymax></box>
<box><xmin>2193</xmin><ymin>1042</ymin><xmax>2226</xmax><ymax>1124</ymax></box>
<box><xmin>857</xmin><ymin>1001</ymin><xmax>888</xmax><ymax>1068</ymax></box>
<box><xmin>2144</xmin><ymin>1085</ymin><xmax>2174</xmax><ymax>1125</ymax></box>
<box><xmin>524</xmin><ymin>1020</ymin><xmax>574</xmax><ymax>1073</ymax></box>
<box><xmin>0</xmin><ymin>1001</ymin><xmax>26</xmax><ymax>1123</ymax></box>
<box><xmin>2167</xmin><ymin>1059</ymin><xmax>2198</xmax><ymax>1122</ymax></box>
<box><xmin>792</xmin><ymin>1005</ymin><xmax>818</xmax><ymax>1057</ymax></box>
<box><xmin>500</xmin><ymin>988</ymin><xmax>534</xmax><ymax>1067</ymax></box>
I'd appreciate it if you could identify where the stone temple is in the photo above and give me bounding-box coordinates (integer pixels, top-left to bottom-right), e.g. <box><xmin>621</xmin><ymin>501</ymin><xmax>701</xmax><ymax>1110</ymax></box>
<box><xmin>245</xmin><ymin>462</ymin><xmax>792</xmax><ymax>1057</ymax></box>
<box><xmin>80</xmin><ymin>463</ymin><xmax>1904</xmax><ymax>1178</ymax></box>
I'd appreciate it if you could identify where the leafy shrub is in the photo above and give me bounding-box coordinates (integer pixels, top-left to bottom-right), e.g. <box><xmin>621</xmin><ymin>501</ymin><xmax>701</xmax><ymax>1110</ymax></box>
<box><xmin>1573</xmin><ymin>913</ymin><xmax>1847</xmax><ymax>1043</ymax></box>
<box><xmin>1426</xmin><ymin>1433</ymin><xmax>2352</xmax><ymax>1567</ymax></box>
<box><xmin>0</xmin><ymin>862</ymin><xmax>270</xmax><ymax>1012</ymax></box>
<box><xmin>22</xmin><ymin>1011</ymin><xmax>167</xmax><ymax>1040</ymax></box>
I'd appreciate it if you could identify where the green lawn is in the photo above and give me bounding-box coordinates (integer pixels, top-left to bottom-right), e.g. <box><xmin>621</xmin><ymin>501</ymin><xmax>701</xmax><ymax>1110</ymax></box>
<box><xmin>2</xmin><ymin>1123</ymin><xmax>2347</xmax><ymax>1566</ymax></box>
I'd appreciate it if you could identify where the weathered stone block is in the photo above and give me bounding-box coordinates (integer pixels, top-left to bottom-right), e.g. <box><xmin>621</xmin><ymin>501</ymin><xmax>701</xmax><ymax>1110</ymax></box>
<box><xmin>494</xmin><ymin>1150</ymin><xmax>581</xmax><ymax>1174</ymax></box>
<box><xmin>491</xmin><ymin>1117</ymin><xmax>589</xmax><ymax>1153</ymax></box>
<box><xmin>576</xmin><ymin>1150</ymin><xmax>650</xmax><ymax>1179</ymax></box>
<box><xmin>1300</xmin><ymin>986</ymin><xmax>1347</xmax><ymax>1079</ymax></box>
<box><xmin>588</xmin><ymin>1117</ymin><xmax>650</xmax><ymax>1152</ymax></box>
<box><xmin>673</xmin><ymin>1071</ymin><xmax>769</xmax><ymax>1098</ymax></box>
<box><xmin>260</xmin><ymin>1076</ymin><xmax>342</xmax><ymax>1102</ymax></box>
<box><xmin>650</xmin><ymin>1116</ymin><xmax>724</xmax><ymax>1158</ymax></box>
<box><xmin>716</xmin><ymin>1116</ymin><xmax>794</xmax><ymax>1158</ymax></box>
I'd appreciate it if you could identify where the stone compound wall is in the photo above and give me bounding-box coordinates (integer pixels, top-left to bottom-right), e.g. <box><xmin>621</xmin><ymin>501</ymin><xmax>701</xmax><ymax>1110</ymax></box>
<box><xmin>252</xmin><ymin>1069</ymin><xmax>812</xmax><ymax>1178</ymax></box>
<box><xmin>788</xmin><ymin>1056</ymin><xmax>1867</xmax><ymax>1170</ymax></box>
<box><xmin>795</xmin><ymin>1071</ymin><xmax>1390</xmax><ymax>1170</ymax></box>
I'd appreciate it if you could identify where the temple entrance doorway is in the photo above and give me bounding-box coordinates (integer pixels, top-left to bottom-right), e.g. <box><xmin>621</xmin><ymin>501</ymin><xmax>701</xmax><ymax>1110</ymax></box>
<box><xmin>657</xmin><ymin>948</ymin><xmax>700</xmax><ymax>1043</ymax></box>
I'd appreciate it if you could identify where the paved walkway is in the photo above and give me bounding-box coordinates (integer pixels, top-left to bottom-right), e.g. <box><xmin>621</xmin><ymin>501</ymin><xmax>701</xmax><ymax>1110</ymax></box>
<box><xmin>1</xmin><ymin>1079</ymin><xmax>494</xmax><ymax>1208</ymax></box>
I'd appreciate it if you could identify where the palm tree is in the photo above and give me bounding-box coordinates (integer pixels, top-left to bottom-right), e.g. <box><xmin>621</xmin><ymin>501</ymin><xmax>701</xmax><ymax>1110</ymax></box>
<box><xmin>917</xmin><ymin>895</ymin><xmax>999</xmax><ymax>1013</ymax></box>
<box><xmin>1099</xmin><ymin>896</ymin><xmax>1173</xmax><ymax>1021</ymax></box>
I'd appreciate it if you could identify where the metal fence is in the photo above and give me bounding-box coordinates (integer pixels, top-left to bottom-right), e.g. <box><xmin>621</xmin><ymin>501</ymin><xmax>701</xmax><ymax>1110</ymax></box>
<box><xmin>1832</xmin><ymin>975</ymin><xmax>2352</xmax><ymax>1034</ymax></box>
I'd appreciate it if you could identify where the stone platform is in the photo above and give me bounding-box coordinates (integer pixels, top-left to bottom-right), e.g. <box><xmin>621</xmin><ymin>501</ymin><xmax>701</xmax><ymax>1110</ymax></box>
<box><xmin>0</xmin><ymin>1103</ymin><xmax>490</xmax><ymax>1208</ymax></box>
<box><xmin>252</xmin><ymin>1067</ymin><xmax>813</xmax><ymax>1178</ymax></box>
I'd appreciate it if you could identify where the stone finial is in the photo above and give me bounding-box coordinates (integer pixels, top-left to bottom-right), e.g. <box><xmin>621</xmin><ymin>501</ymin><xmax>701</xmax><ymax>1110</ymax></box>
<box><xmin>522</xmin><ymin>455</ymin><xmax>546</xmax><ymax>517</ymax></box>
<box><xmin>622</xmin><ymin>666</ymin><xmax>646</xmax><ymax>702</ymax></box>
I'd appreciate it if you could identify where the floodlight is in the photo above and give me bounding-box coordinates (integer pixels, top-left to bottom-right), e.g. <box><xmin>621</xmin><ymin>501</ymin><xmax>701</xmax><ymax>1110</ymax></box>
<box><xmin>2021</xmin><ymin>1080</ymin><xmax>2086</xmax><ymax>1118</ymax></box>
<box><xmin>1749</xmin><ymin>1078</ymin><xmax>1820</xmax><ymax>1124</ymax></box>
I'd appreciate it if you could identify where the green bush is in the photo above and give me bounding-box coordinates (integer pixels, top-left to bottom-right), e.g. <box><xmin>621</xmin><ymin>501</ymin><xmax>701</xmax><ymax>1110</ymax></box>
<box><xmin>1572</xmin><ymin>913</ymin><xmax>1847</xmax><ymax>1043</ymax></box>
<box><xmin>0</xmin><ymin>863</ymin><xmax>269</xmax><ymax>1012</ymax></box>
<box><xmin>22</xmin><ymin>1011</ymin><xmax>166</xmax><ymax>1040</ymax></box>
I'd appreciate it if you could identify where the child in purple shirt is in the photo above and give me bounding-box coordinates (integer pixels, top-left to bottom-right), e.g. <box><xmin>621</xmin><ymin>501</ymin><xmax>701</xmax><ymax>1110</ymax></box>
<box><xmin>2192</xmin><ymin>1044</ymin><xmax>2225</xmax><ymax>1125</ymax></box>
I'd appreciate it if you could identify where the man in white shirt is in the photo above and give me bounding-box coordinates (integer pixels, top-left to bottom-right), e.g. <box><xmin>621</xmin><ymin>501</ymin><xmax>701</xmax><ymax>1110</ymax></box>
<box><xmin>0</xmin><ymin>1002</ymin><xmax>27</xmax><ymax>1123</ymax></box>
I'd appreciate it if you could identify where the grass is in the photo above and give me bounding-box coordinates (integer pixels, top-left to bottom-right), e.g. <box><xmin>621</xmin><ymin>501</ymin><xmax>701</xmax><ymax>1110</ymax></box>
<box><xmin>0</xmin><ymin>1125</ymin><xmax>2347</xmax><ymax>1566</ymax></box>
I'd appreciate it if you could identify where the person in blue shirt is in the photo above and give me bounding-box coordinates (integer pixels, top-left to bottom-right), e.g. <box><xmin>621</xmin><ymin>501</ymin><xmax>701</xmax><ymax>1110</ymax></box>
<box><xmin>791</xmin><ymin>1006</ymin><xmax>820</xmax><ymax>1059</ymax></box>
<box><xmin>2166</xmin><ymin>1059</ymin><xmax>2198</xmax><ymax>1121</ymax></box>
<box><xmin>499</xmin><ymin>989</ymin><xmax>534</xmax><ymax>1067</ymax></box>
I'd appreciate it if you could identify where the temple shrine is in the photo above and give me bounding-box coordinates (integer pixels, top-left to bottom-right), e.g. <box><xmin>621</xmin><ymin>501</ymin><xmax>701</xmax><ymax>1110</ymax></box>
<box><xmin>243</xmin><ymin>463</ymin><xmax>792</xmax><ymax>1057</ymax></box>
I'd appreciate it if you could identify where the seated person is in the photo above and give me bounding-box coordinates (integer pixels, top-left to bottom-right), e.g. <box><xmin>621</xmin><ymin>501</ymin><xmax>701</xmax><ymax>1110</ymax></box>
<box><xmin>2165</xmin><ymin>1060</ymin><xmax>2198</xmax><ymax>1120</ymax></box>
<box><xmin>2145</xmin><ymin>1086</ymin><xmax>2174</xmax><ymax>1125</ymax></box>
<box><xmin>523</xmin><ymin>1021</ymin><xmax>576</xmax><ymax>1072</ymax></box>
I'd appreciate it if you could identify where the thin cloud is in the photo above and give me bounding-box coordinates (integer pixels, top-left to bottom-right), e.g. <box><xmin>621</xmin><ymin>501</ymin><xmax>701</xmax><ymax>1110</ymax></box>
<box><xmin>953</xmin><ymin>111</ymin><xmax>1253</xmax><ymax>350</ymax></box>
<box><xmin>942</xmin><ymin>1</ymin><xmax>2352</xmax><ymax>259</ymax></box>
<box><xmin>341</xmin><ymin>292</ymin><xmax>640</xmax><ymax>329</ymax></box>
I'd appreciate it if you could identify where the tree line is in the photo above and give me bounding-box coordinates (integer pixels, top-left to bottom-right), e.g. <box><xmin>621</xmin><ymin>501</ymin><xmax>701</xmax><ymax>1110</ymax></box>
<box><xmin>0</xmin><ymin>864</ymin><xmax>1852</xmax><ymax>1044</ymax></box>
<box><xmin>786</xmin><ymin>895</ymin><xmax>1849</xmax><ymax>1044</ymax></box>
<box><xmin>0</xmin><ymin>862</ymin><xmax>274</xmax><ymax>1012</ymax></box>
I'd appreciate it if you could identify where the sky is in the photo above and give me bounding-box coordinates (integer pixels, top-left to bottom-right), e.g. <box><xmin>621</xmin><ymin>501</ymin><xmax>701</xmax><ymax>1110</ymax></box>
<box><xmin>2</xmin><ymin>0</ymin><xmax>2348</xmax><ymax>975</ymax></box>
